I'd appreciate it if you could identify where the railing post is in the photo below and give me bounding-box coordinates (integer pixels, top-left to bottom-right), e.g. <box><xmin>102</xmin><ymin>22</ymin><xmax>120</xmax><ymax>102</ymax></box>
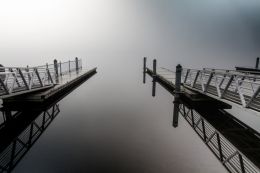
<box><xmin>75</xmin><ymin>57</ymin><xmax>79</xmax><ymax>72</ymax></box>
<box><xmin>152</xmin><ymin>59</ymin><xmax>157</xmax><ymax>97</ymax></box>
<box><xmin>54</xmin><ymin>59</ymin><xmax>59</xmax><ymax>82</ymax></box>
<box><xmin>173</xmin><ymin>64</ymin><xmax>182</xmax><ymax>128</ymax></box>
<box><xmin>143</xmin><ymin>57</ymin><xmax>147</xmax><ymax>84</ymax></box>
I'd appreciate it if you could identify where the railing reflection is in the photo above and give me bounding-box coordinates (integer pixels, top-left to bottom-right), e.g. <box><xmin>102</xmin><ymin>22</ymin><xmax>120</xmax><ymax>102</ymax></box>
<box><xmin>0</xmin><ymin>103</ymin><xmax>60</xmax><ymax>173</ymax></box>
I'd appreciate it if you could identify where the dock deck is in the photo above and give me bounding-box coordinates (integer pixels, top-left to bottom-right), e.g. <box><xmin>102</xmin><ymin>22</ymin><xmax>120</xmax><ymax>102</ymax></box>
<box><xmin>2</xmin><ymin>68</ymin><xmax>97</xmax><ymax>104</ymax></box>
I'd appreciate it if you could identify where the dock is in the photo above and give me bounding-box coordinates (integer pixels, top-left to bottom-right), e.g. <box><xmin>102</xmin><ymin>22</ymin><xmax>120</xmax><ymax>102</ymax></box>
<box><xmin>1</xmin><ymin>58</ymin><xmax>97</xmax><ymax>106</ymax></box>
<box><xmin>0</xmin><ymin>59</ymin><xmax>97</xmax><ymax>172</ymax></box>
<box><xmin>3</xmin><ymin>68</ymin><xmax>97</xmax><ymax>105</ymax></box>
<box><xmin>143</xmin><ymin>57</ymin><xmax>260</xmax><ymax>173</ymax></box>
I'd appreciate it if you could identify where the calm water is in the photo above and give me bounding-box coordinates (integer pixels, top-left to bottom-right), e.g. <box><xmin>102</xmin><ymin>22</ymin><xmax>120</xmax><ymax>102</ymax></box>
<box><xmin>2</xmin><ymin>59</ymin><xmax>227</xmax><ymax>173</ymax></box>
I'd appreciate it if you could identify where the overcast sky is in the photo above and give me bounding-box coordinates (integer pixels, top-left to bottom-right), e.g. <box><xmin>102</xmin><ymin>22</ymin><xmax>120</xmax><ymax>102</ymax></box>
<box><xmin>0</xmin><ymin>0</ymin><xmax>259</xmax><ymax>69</ymax></box>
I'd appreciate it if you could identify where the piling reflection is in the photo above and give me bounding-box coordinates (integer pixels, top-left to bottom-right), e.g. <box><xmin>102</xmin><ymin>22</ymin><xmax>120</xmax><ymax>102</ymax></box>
<box><xmin>0</xmin><ymin>102</ymin><xmax>60</xmax><ymax>173</ymax></box>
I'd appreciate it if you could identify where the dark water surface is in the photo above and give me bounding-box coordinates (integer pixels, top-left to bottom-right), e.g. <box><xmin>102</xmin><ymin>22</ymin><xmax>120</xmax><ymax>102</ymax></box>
<box><xmin>7</xmin><ymin>59</ymin><xmax>227</xmax><ymax>173</ymax></box>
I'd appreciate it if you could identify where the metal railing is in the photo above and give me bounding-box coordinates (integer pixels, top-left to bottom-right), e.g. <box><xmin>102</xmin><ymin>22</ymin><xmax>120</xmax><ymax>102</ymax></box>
<box><xmin>0</xmin><ymin>58</ymin><xmax>82</xmax><ymax>99</ymax></box>
<box><xmin>143</xmin><ymin>58</ymin><xmax>260</xmax><ymax>173</ymax></box>
<box><xmin>182</xmin><ymin>68</ymin><xmax>260</xmax><ymax>111</ymax></box>
<box><xmin>156</xmin><ymin>67</ymin><xmax>260</xmax><ymax>112</ymax></box>
<box><xmin>0</xmin><ymin>104</ymin><xmax>60</xmax><ymax>173</ymax></box>
<box><xmin>179</xmin><ymin>104</ymin><xmax>259</xmax><ymax>173</ymax></box>
<box><xmin>0</xmin><ymin>66</ymin><xmax>55</xmax><ymax>98</ymax></box>
<box><xmin>37</xmin><ymin>58</ymin><xmax>82</xmax><ymax>77</ymax></box>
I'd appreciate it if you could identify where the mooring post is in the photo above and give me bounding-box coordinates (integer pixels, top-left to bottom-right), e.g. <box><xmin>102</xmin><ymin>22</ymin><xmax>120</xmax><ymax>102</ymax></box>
<box><xmin>54</xmin><ymin>59</ymin><xmax>59</xmax><ymax>82</ymax></box>
<box><xmin>256</xmin><ymin>57</ymin><xmax>259</xmax><ymax>69</ymax></box>
<box><xmin>69</xmin><ymin>60</ymin><xmax>71</xmax><ymax>73</ymax></box>
<box><xmin>173</xmin><ymin>64</ymin><xmax>182</xmax><ymax>128</ymax></box>
<box><xmin>152</xmin><ymin>59</ymin><xmax>157</xmax><ymax>97</ymax></box>
<box><xmin>0</xmin><ymin>64</ymin><xmax>5</xmax><ymax>83</ymax></box>
<box><xmin>143</xmin><ymin>57</ymin><xmax>147</xmax><ymax>84</ymax></box>
<box><xmin>59</xmin><ymin>61</ymin><xmax>62</xmax><ymax>76</ymax></box>
<box><xmin>75</xmin><ymin>57</ymin><xmax>79</xmax><ymax>72</ymax></box>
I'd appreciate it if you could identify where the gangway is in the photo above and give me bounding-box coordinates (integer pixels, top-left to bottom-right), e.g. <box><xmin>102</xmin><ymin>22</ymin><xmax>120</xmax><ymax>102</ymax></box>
<box><xmin>156</xmin><ymin>66</ymin><xmax>260</xmax><ymax>112</ymax></box>
<box><xmin>0</xmin><ymin>66</ymin><xmax>55</xmax><ymax>98</ymax></box>
<box><xmin>0</xmin><ymin>58</ymin><xmax>83</xmax><ymax>99</ymax></box>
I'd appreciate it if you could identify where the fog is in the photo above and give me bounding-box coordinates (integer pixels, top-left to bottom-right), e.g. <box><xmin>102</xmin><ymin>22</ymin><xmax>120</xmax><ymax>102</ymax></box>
<box><xmin>0</xmin><ymin>0</ymin><xmax>259</xmax><ymax>69</ymax></box>
<box><xmin>1</xmin><ymin>0</ymin><xmax>260</xmax><ymax>172</ymax></box>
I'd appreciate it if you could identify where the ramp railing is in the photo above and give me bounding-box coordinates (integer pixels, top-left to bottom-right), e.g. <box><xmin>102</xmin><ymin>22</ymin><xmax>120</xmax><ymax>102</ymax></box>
<box><xmin>0</xmin><ymin>104</ymin><xmax>60</xmax><ymax>172</ymax></box>
<box><xmin>0</xmin><ymin>58</ymin><xmax>83</xmax><ymax>99</ymax></box>
<box><xmin>182</xmin><ymin>68</ymin><xmax>260</xmax><ymax>111</ymax></box>
<box><xmin>0</xmin><ymin>66</ymin><xmax>55</xmax><ymax>98</ymax></box>
<box><xmin>179</xmin><ymin>104</ymin><xmax>259</xmax><ymax>173</ymax></box>
<box><xmin>156</xmin><ymin>66</ymin><xmax>260</xmax><ymax>112</ymax></box>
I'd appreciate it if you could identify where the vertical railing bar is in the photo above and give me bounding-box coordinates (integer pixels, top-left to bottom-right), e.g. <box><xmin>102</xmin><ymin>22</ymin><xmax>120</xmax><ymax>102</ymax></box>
<box><xmin>69</xmin><ymin>60</ymin><xmax>71</xmax><ymax>73</ymax></box>
<box><xmin>18</xmin><ymin>69</ymin><xmax>29</xmax><ymax>90</ymax></box>
<box><xmin>192</xmin><ymin>70</ymin><xmax>200</xmax><ymax>88</ymax></box>
<box><xmin>46</xmin><ymin>69</ymin><xmax>53</xmax><ymax>85</ymax></box>
<box><xmin>0</xmin><ymin>78</ymin><xmax>9</xmax><ymax>94</ymax></box>
<box><xmin>234</xmin><ymin>76</ymin><xmax>246</xmax><ymax>107</ymax></box>
<box><xmin>201</xmin><ymin>118</ymin><xmax>207</xmax><ymax>141</ymax></box>
<box><xmin>184</xmin><ymin>69</ymin><xmax>190</xmax><ymax>84</ymax></box>
<box><xmin>204</xmin><ymin>72</ymin><xmax>214</xmax><ymax>93</ymax></box>
<box><xmin>238</xmin><ymin>154</ymin><xmax>246</xmax><ymax>173</ymax></box>
<box><xmin>10</xmin><ymin>68</ymin><xmax>21</xmax><ymax>87</ymax></box>
<box><xmin>9</xmin><ymin>71</ymin><xmax>17</xmax><ymax>93</ymax></box>
<box><xmin>216</xmin><ymin>133</ymin><xmax>224</xmax><ymax>161</ymax></box>
<box><xmin>35</xmin><ymin>68</ymin><xmax>43</xmax><ymax>87</ymax></box>
<box><xmin>31</xmin><ymin>70</ymin><xmax>35</xmax><ymax>89</ymax></box>
<box><xmin>221</xmin><ymin>75</ymin><xmax>234</xmax><ymax>98</ymax></box>
<box><xmin>191</xmin><ymin>109</ymin><xmax>195</xmax><ymax>128</ymax></box>
<box><xmin>200</xmin><ymin>72</ymin><xmax>205</xmax><ymax>92</ymax></box>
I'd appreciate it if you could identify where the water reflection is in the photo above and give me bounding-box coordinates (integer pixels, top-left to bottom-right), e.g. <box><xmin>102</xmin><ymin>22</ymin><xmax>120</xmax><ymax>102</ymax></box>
<box><xmin>0</xmin><ymin>101</ymin><xmax>60</xmax><ymax>173</ymax></box>
<box><xmin>0</xmin><ymin>70</ymin><xmax>97</xmax><ymax>173</ymax></box>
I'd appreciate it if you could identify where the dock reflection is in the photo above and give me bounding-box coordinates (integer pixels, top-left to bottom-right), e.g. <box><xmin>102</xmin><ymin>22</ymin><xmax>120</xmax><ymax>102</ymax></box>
<box><xmin>0</xmin><ymin>102</ymin><xmax>60</xmax><ymax>173</ymax></box>
<box><xmin>0</xmin><ymin>68</ymin><xmax>96</xmax><ymax>172</ymax></box>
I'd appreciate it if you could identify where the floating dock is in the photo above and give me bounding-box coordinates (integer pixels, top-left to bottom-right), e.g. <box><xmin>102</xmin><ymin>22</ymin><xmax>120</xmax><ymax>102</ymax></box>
<box><xmin>0</xmin><ymin>64</ymin><xmax>97</xmax><ymax>172</ymax></box>
<box><xmin>2</xmin><ymin>68</ymin><xmax>97</xmax><ymax>105</ymax></box>
<box><xmin>144</xmin><ymin>58</ymin><xmax>260</xmax><ymax>173</ymax></box>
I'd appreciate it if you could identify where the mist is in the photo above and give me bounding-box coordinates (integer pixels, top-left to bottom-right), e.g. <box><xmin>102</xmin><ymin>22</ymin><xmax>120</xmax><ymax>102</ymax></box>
<box><xmin>0</xmin><ymin>0</ymin><xmax>259</xmax><ymax>69</ymax></box>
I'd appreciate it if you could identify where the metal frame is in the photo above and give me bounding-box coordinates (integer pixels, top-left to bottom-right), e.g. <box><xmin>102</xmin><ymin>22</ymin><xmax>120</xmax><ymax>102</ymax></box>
<box><xmin>179</xmin><ymin>105</ymin><xmax>259</xmax><ymax>173</ymax></box>
<box><xmin>0</xmin><ymin>59</ymin><xmax>83</xmax><ymax>99</ymax></box>
<box><xmin>157</xmin><ymin>67</ymin><xmax>260</xmax><ymax>112</ymax></box>
<box><xmin>0</xmin><ymin>67</ymin><xmax>55</xmax><ymax>98</ymax></box>
<box><xmin>0</xmin><ymin>104</ymin><xmax>60</xmax><ymax>172</ymax></box>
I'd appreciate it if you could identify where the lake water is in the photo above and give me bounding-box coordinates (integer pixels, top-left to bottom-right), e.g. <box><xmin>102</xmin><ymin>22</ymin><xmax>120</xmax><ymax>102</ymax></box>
<box><xmin>1</xmin><ymin>58</ymin><xmax>227</xmax><ymax>173</ymax></box>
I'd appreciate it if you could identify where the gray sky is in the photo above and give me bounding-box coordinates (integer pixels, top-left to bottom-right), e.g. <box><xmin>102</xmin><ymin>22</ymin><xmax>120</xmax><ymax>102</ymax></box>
<box><xmin>0</xmin><ymin>0</ymin><xmax>259</xmax><ymax>69</ymax></box>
